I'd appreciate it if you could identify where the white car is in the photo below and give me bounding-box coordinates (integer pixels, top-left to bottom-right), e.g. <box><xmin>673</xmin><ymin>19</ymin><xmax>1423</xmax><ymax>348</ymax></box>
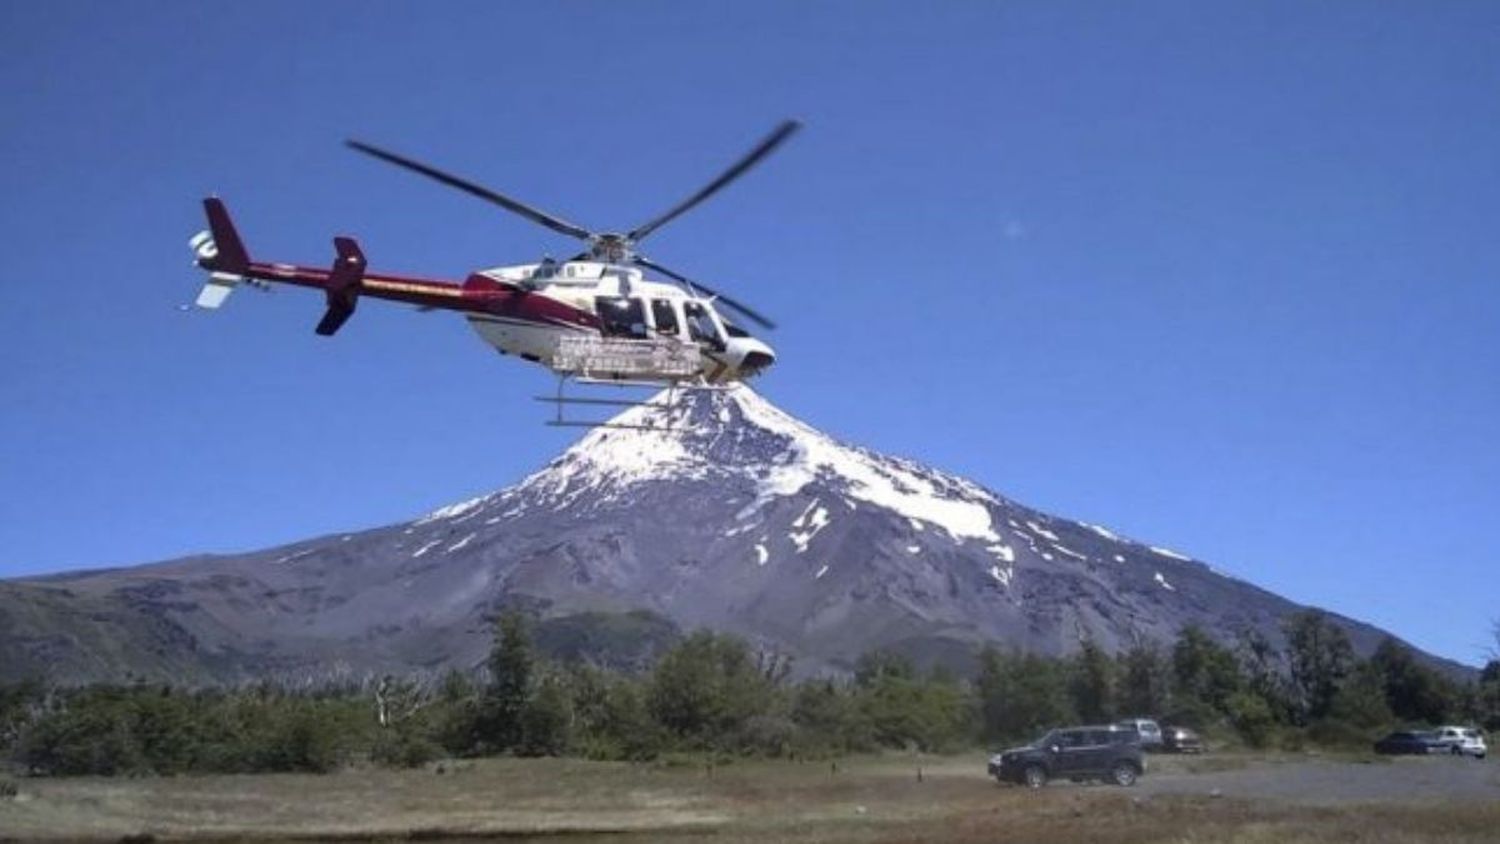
<box><xmin>1433</xmin><ymin>726</ymin><xmax>1486</xmax><ymax>759</ymax></box>
<box><xmin>1116</xmin><ymin>718</ymin><xmax>1164</xmax><ymax>749</ymax></box>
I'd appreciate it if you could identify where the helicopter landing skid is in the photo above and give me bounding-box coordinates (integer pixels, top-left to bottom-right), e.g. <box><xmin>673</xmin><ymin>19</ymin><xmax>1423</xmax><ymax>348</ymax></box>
<box><xmin>536</xmin><ymin>376</ymin><xmax>706</xmax><ymax>430</ymax></box>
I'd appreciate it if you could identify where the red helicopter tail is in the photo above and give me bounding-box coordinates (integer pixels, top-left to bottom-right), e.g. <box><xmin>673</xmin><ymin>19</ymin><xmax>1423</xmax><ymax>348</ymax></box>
<box><xmin>189</xmin><ymin>198</ymin><xmax>253</xmax><ymax>309</ymax></box>
<box><xmin>195</xmin><ymin>197</ymin><xmax>250</xmax><ymax>273</ymax></box>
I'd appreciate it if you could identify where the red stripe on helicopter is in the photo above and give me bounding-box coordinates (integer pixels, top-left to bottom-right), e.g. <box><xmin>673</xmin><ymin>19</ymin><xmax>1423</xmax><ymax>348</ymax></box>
<box><xmin>243</xmin><ymin>261</ymin><xmax>600</xmax><ymax>329</ymax></box>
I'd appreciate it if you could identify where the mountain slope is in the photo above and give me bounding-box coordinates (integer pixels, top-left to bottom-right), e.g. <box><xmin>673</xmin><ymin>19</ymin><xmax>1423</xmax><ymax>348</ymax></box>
<box><xmin>0</xmin><ymin>388</ymin><xmax>1464</xmax><ymax>683</ymax></box>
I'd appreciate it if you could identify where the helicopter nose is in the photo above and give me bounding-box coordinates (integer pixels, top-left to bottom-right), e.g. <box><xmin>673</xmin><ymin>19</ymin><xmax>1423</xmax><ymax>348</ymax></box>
<box><xmin>725</xmin><ymin>335</ymin><xmax>775</xmax><ymax>377</ymax></box>
<box><xmin>741</xmin><ymin>349</ymin><xmax>776</xmax><ymax>373</ymax></box>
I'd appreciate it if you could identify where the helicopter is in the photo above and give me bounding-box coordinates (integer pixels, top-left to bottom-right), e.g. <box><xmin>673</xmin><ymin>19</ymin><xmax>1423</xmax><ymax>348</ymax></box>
<box><xmin>189</xmin><ymin>121</ymin><xmax>800</xmax><ymax>427</ymax></box>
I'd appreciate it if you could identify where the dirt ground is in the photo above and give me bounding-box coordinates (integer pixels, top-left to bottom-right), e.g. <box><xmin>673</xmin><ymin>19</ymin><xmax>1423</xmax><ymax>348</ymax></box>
<box><xmin>1139</xmin><ymin>751</ymin><xmax>1499</xmax><ymax>803</ymax></box>
<box><xmin>0</xmin><ymin>753</ymin><xmax>1496</xmax><ymax>842</ymax></box>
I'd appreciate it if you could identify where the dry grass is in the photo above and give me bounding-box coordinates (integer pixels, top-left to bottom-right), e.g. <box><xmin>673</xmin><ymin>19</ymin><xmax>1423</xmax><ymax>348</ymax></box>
<box><xmin>0</xmin><ymin>755</ymin><xmax>1495</xmax><ymax>843</ymax></box>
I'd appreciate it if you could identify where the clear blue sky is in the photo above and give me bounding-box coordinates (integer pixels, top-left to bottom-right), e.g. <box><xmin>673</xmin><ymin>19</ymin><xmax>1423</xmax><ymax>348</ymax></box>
<box><xmin>2</xmin><ymin>2</ymin><xmax>1496</xmax><ymax>665</ymax></box>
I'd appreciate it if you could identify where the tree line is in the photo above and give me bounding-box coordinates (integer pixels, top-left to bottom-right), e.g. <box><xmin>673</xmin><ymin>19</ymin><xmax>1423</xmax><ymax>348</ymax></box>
<box><xmin>2</xmin><ymin>610</ymin><xmax>1497</xmax><ymax>777</ymax></box>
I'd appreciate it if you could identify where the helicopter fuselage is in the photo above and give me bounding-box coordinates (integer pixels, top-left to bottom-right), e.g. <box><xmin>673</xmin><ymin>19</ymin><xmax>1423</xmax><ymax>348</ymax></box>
<box><xmin>462</xmin><ymin>261</ymin><xmax>776</xmax><ymax>384</ymax></box>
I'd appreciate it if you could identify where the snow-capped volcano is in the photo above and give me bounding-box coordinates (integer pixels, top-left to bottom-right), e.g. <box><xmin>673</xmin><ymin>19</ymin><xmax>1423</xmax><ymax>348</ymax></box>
<box><xmin>0</xmin><ymin>388</ymin><xmax>1452</xmax><ymax>682</ymax></box>
<box><xmin>512</xmin><ymin>388</ymin><xmax>1006</xmax><ymax>551</ymax></box>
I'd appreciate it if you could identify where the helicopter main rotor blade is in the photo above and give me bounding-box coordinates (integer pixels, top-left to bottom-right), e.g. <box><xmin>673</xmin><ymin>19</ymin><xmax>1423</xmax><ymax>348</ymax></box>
<box><xmin>346</xmin><ymin>140</ymin><xmax>594</xmax><ymax>242</ymax></box>
<box><xmin>633</xmin><ymin>256</ymin><xmax>777</xmax><ymax>331</ymax></box>
<box><xmin>626</xmin><ymin>120</ymin><xmax>802</xmax><ymax>243</ymax></box>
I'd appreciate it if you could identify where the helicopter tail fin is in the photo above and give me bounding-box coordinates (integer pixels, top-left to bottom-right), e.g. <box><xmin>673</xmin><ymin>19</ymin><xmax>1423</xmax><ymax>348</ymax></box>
<box><xmin>189</xmin><ymin>198</ymin><xmax>251</xmax><ymax>309</ymax></box>
<box><xmin>315</xmin><ymin>236</ymin><xmax>366</xmax><ymax>336</ymax></box>
<box><xmin>197</xmin><ymin>198</ymin><xmax>250</xmax><ymax>272</ymax></box>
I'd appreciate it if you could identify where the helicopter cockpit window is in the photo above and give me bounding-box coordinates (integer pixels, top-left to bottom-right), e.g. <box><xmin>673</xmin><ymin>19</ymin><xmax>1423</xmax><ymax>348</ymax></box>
<box><xmin>650</xmin><ymin>299</ymin><xmax>680</xmax><ymax>337</ymax></box>
<box><xmin>595</xmin><ymin>297</ymin><xmax>648</xmax><ymax>339</ymax></box>
<box><xmin>723</xmin><ymin>322</ymin><xmax>750</xmax><ymax>339</ymax></box>
<box><xmin>682</xmin><ymin>302</ymin><xmax>725</xmax><ymax>350</ymax></box>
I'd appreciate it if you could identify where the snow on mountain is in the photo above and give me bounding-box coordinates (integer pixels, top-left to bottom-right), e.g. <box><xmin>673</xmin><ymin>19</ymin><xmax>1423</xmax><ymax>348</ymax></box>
<box><xmin>511</xmin><ymin>388</ymin><xmax>1001</xmax><ymax>541</ymax></box>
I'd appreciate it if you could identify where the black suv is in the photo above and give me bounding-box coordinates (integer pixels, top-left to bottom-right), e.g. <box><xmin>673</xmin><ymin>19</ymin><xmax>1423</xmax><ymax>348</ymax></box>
<box><xmin>988</xmin><ymin>725</ymin><xmax>1145</xmax><ymax>788</ymax></box>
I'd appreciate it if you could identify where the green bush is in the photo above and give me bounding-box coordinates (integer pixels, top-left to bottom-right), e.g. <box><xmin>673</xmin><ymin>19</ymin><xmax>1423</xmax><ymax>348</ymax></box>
<box><xmin>732</xmin><ymin>713</ymin><xmax>797</xmax><ymax>757</ymax></box>
<box><xmin>1278</xmin><ymin>728</ymin><xmax>1307</xmax><ymax>753</ymax></box>
<box><xmin>18</xmin><ymin>694</ymin><xmax>144</xmax><ymax>776</ymax></box>
<box><xmin>1226</xmin><ymin>691</ymin><xmax>1277</xmax><ymax>748</ymax></box>
<box><xmin>1306</xmin><ymin>717</ymin><xmax>1373</xmax><ymax>749</ymax></box>
<box><xmin>263</xmin><ymin>706</ymin><xmax>343</xmax><ymax>773</ymax></box>
<box><xmin>516</xmin><ymin>674</ymin><xmax>572</xmax><ymax>757</ymax></box>
<box><xmin>371</xmin><ymin>727</ymin><xmax>442</xmax><ymax>769</ymax></box>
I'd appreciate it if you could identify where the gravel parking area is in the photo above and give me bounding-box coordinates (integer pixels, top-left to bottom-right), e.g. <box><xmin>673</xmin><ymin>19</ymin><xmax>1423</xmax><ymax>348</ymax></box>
<box><xmin>1139</xmin><ymin>755</ymin><xmax>1499</xmax><ymax>804</ymax></box>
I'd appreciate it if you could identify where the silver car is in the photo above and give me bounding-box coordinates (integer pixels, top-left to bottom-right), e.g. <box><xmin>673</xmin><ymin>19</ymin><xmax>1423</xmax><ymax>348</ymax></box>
<box><xmin>1116</xmin><ymin>718</ymin><xmax>1164</xmax><ymax>749</ymax></box>
<box><xmin>1433</xmin><ymin>726</ymin><xmax>1487</xmax><ymax>759</ymax></box>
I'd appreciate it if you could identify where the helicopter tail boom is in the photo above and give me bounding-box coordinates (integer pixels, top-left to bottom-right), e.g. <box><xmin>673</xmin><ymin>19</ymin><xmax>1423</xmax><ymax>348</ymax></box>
<box><xmin>190</xmin><ymin>196</ymin><xmax>489</xmax><ymax>328</ymax></box>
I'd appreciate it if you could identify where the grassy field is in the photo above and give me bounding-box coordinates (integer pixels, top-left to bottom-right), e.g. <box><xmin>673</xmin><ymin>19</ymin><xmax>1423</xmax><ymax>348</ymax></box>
<box><xmin>2</xmin><ymin>754</ymin><xmax>1497</xmax><ymax>842</ymax></box>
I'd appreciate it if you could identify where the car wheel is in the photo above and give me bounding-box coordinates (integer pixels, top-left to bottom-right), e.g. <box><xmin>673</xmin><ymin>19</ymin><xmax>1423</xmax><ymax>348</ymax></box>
<box><xmin>1451</xmin><ymin>746</ymin><xmax>1462</xmax><ymax>756</ymax></box>
<box><xmin>1111</xmin><ymin>763</ymin><xmax>1138</xmax><ymax>787</ymax></box>
<box><xmin>1023</xmin><ymin>765</ymin><xmax>1047</xmax><ymax>789</ymax></box>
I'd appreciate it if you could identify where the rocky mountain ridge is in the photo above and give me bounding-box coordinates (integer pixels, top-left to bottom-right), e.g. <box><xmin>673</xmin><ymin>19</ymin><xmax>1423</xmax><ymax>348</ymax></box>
<box><xmin>0</xmin><ymin>387</ymin><xmax>1465</xmax><ymax>683</ymax></box>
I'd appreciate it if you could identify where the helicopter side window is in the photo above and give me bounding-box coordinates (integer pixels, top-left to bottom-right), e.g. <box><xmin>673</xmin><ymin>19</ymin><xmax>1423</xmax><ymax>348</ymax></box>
<box><xmin>595</xmin><ymin>297</ymin><xmax>648</xmax><ymax>339</ymax></box>
<box><xmin>650</xmin><ymin>299</ymin><xmax>680</xmax><ymax>337</ymax></box>
<box><xmin>682</xmin><ymin>302</ymin><xmax>725</xmax><ymax>351</ymax></box>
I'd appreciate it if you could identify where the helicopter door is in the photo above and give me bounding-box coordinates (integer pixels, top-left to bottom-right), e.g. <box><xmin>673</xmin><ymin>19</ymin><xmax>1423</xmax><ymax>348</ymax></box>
<box><xmin>650</xmin><ymin>299</ymin><xmax>681</xmax><ymax>339</ymax></box>
<box><xmin>595</xmin><ymin>297</ymin><xmax>648</xmax><ymax>339</ymax></box>
<box><xmin>682</xmin><ymin>301</ymin><xmax>726</xmax><ymax>351</ymax></box>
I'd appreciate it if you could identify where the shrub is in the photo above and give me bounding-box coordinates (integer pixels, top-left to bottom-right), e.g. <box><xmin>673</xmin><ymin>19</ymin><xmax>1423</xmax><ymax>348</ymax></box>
<box><xmin>1278</xmin><ymin>728</ymin><xmax>1307</xmax><ymax>753</ymax></box>
<box><xmin>371</xmin><ymin>728</ymin><xmax>442</xmax><ymax>769</ymax></box>
<box><xmin>1306</xmin><ymin>717</ymin><xmax>1371</xmax><ymax>749</ymax></box>
<box><xmin>516</xmin><ymin>674</ymin><xmax>572</xmax><ymax>757</ymax></box>
<box><xmin>18</xmin><ymin>695</ymin><xmax>144</xmax><ymax>776</ymax></box>
<box><xmin>733</xmin><ymin>714</ymin><xmax>797</xmax><ymax>757</ymax></box>
<box><xmin>253</xmin><ymin>704</ymin><xmax>348</xmax><ymax>773</ymax></box>
<box><xmin>1226</xmin><ymin>691</ymin><xmax>1277</xmax><ymax>748</ymax></box>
